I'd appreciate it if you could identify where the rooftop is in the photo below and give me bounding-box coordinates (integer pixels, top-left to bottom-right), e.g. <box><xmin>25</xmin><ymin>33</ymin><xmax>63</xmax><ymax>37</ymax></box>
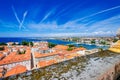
<box><xmin>5</xmin><ymin>65</ymin><xmax>27</xmax><ymax>77</ymax></box>
<box><xmin>34</xmin><ymin>51</ymin><xmax>59</xmax><ymax>58</ymax></box>
<box><xmin>54</xmin><ymin>45</ymin><xmax>68</xmax><ymax>50</ymax></box>
<box><xmin>37</xmin><ymin>59</ymin><xmax>57</xmax><ymax>68</ymax></box>
<box><xmin>0</xmin><ymin>50</ymin><xmax>31</xmax><ymax>65</ymax></box>
<box><xmin>5</xmin><ymin>50</ymin><xmax>120</xmax><ymax>80</ymax></box>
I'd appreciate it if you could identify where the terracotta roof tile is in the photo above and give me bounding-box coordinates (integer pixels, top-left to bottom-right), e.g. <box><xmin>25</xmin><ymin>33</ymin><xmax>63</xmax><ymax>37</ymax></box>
<box><xmin>0</xmin><ymin>73</ymin><xmax>2</xmax><ymax>78</ymax></box>
<box><xmin>38</xmin><ymin>59</ymin><xmax>57</xmax><ymax>67</ymax></box>
<box><xmin>0</xmin><ymin>68</ymin><xmax>3</xmax><ymax>72</ymax></box>
<box><xmin>0</xmin><ymin>50</ymin><xmax>31</xmax><ymax>65</ymax></box>
<box><xmin>34</xmin><ymin>51</ymin><xmax>59</xmax><ymax>58</ymax></box>
<box><xmin>0</xmin><ymin>53</ymin><xmax>4</xmax><ymax>58</ymax></box>
<box><xmin>5</xmin><ymin>64</ymin><xmax>27</xmax><ymax>77</ymax></box>
<box><xmin>54</xmin><ymin>45</ymin><xmax>68</xmax><ymax>50</ymax></box>
<box><xmin>39</xmin><ymin>47</ymin><xmax>49</xmax><ymax>50</ymax></box>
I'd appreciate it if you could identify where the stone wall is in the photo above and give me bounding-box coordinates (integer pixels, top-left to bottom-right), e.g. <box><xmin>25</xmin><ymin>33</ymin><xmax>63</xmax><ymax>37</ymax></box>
<box><xmin>98</xmin><ymin>62</ymin><xmax>120</xmax><ymax>80</ymax></box>
<box><xmin>35</xmin><ymin>55</ymin><xmax>58</xmax><ymax>64</ymax></box>
<box><xmin>0</xmin><ymin>60</ymin><xmax>31</xmax><ymax>70</ymax></box>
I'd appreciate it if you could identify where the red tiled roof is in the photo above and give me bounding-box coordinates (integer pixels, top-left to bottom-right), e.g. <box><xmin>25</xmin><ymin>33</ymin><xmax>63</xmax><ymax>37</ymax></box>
<box><xmin>34</xmin><ymin>51</ymin><xmax>59</xmax><ymax>58</ymax></box>
<box><xmin>0</xmin><ymin>73</ymin><xmax>2</xmax><ymax>78</ymax></box>
<box><xmin>0</xmin><ymin>50</ymin><xmax>31</xmax><ymax>65</ymax></box>
<box><xmin>54</xmin><ymin>45</ymin><xmax>68</xmax><ymax>50</ymax></box>
<box><xmin>0</xmin><ymin>53</ymin><xmax>4</xmax><ymax>59</ymax></box>
<box><xmin>0</xmin><ymin>68</ymin><xmax>3</xmax><ymax>72</ymax></box>
<box><xmin>5</xmin><ymin>65</ymin><xmax>27</xmax><ymax>77</ymax></box>
<box><xmin>39</xmin><ymin>47</ymin><xmax>49</xmax><ymax>50</ymax></box>
<box><xmin>38</xmin><ymin>59</ymin><xmax>57</xmax><ymax>67</ymax></box>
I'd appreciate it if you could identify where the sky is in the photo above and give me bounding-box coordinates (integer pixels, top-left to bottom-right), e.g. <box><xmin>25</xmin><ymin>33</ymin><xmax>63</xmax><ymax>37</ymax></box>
<box><xmin>0</xmin><ymin>0</ymin><xmax>120</xmax><ymax>37</ymax></box>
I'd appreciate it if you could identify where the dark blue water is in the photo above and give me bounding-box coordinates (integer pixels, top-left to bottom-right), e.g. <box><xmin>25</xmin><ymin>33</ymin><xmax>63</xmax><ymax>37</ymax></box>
<box><xmin>0</xmin><ymin>37</ymin><xmax>108</xmax><ymax>50</ymax></box>
<box><xmin>0</xmin><ymin>37</ymin><xmax>38</xmax><ymax>43</ymax></box>
<box><xmin>0</xmin><ymin>37</ymin><xmax>72</xmax><ymax>44</ymax></box>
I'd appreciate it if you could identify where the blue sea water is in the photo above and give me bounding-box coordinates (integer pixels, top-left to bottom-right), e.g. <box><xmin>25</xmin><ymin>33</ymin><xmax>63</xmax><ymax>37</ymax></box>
<box><xmin>74</xmin><ymin>44</ymin><xmax>108</xmax><ymax>50</ymax></box>
<box><xmin>0</xmin><ymin>37</ymin><xmax>108</xmax><ymax>50</ymax></box>
<box><xmin>0</xmin><ymin>37</ymin><xmax>72</xmax><ymax>44</ymax></box>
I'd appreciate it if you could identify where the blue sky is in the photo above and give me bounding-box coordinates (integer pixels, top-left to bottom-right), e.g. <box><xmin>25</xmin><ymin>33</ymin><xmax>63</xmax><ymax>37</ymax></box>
<box><xmin>0</xmin><ymin>0</ymin><xmax>120</xmax><ymax>37</ymax></box>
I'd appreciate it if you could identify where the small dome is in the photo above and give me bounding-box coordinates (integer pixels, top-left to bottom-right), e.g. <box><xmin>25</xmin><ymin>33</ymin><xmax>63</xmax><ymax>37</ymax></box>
<box><xmin>117</xmin><ymin>28</ymin><xmax>120</xmax><ymax>35</ymax></box>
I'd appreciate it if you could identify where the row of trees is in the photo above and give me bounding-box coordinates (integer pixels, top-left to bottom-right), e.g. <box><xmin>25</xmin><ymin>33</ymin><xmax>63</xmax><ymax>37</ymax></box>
<box><xmin>0</xmin><ymin>41</ymin><xmax>33</xmax><ymax>46</ymax></box>
<box><xmin>0</xmin><ymin>42</ymin><xmax>7</xmax><ymax>45</ymax></box>
<box><xmin>66</xmin><ymin>44</ymin><xmax>84</xmax><ymax>51</ymax></box>
<box><xmin>0</xmin><ymin>41</ymin><xmax>56</xmax><ymax>48</ymax></box>
<box><xmin>21</xmin><ymin>41</ymin><xmax>33</xmax><ymax>46</ymax></box>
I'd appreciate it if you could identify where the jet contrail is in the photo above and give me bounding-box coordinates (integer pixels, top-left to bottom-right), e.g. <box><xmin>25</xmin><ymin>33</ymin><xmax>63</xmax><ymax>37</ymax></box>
<box><xmin>12</xmin><ymin>5</ymin><xmax>28</xmax><ymax>30</ymax></box>
<box><xmin>74</xmin><ymin>5</ymin><xmax>120</xmax><ymax>22</ymax></box>
<box><xmin>40</xmin><ymin>9</ymin><xmax>55</xmax><ymax>23</ymax></box>
<box><xmin>19</xmin><ymin>11</ymin><xmax>28</xmax><ymax>30</ymax></box>
<box><xmin>12</xmin><ymin>6</ymin><xmax>21</xmax><ymax>24</ymax></box>
<box><xmin>40</xmin><ymin>11</ymin><xmax>52</xmax><ymax>23</ymax></box>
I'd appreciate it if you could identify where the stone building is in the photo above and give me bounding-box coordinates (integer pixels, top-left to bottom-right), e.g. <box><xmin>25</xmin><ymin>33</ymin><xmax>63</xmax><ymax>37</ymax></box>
<box><xmin>0</xmin><ymin>51</ymin><xmax>31</xmax><ymax>71</ymax></box>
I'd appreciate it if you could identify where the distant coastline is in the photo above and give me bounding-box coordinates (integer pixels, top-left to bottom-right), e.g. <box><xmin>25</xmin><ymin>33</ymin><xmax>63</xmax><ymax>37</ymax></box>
<box><xmin>0</xmin><ymin>37</ymin><xmax>108</xmax><ymax>50</ymax></box>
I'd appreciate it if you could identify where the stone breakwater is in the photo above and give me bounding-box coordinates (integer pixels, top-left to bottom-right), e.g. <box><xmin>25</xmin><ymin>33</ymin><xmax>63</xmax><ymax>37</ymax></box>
<box><xmin>2</xmin><ymin>50</ymin><xmax>120</xmax><ymax>80</ymax></box>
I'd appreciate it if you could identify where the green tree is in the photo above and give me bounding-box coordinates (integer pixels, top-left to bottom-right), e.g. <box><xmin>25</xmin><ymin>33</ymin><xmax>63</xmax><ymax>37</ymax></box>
<box><xmin>113</xmin><ymin>39</ymin><xmax>118</xmax><ymax>43</ymax></box>
<box><xmin>48</xmin><ymin>43</ymin><xmax>57</xmax><ymax>48</ymax></box>
<box><xmin>91</xmin><ymin>40</ymin><xmax>95</xmax><ymax>44</ymax></box>
<box><xmin>67</xmin><ymin>44</ymin><xmax>75</xmax><ymax>47</ymax></box>
<box><xmin>67</xmin><ymin>47</ymin><xmax>73</xmax><ymax>51</ymax></box>
<box><xmin>0</xmin><ymin>42</ymin><xmax>7</xmax><ymax>45</ymax></box>
<box><xmin>100</xmin><ymin>41</ymin><xmax>106</xmax><ymax>45</ymax></box>
<box><xmin>21</xmin><ymin>41</ymin><xmax>29</xmax><ymax>46</ymax></box>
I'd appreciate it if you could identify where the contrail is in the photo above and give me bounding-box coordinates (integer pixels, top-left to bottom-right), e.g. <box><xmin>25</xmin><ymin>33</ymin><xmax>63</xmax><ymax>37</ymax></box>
<box><xmin>40</xmin><ymin>11</ymin><xmax>52</xmax><ymax>23</ymax></box>
<box><xmin>74</xmin><ymin>5</ymin><xmax>120</xmax><ymax>22</ymax></box>
<box><xmin>19</xmin><ymin>11</ymin><xmax>28</xmax><ymax>30</ymax></box>
<box><xmin>12</xmin><ymin>5</ymin><xmax>28</xmax><ymax>30</ymax></box>
<box><xmin>12</xmin><ymin>6</ymin><xmax>21</xmax><ymax>24</ymax></box>
<box><xmin>40</xmin><ymin>9</ymin><xmax>55</xmax><ymax>23</ymax></box>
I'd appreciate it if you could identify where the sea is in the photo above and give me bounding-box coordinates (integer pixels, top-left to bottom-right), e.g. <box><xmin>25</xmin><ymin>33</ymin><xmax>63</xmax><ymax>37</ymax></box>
<box><xmin>0</xmin><ymin>37</ymin><xmax>108</xmax><ymax>50</ymax></box>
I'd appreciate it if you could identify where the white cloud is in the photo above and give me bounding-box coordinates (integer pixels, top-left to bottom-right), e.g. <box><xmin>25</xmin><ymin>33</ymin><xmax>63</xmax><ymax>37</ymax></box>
<box><xmin>88</xmin><ymin>15</ymin><xmax>120</xmax><ymax>32</ymax></box>
<box><xmin>26</xmin><ymin>14</ymin><xmax>120</xmax><ymax>37</ymax></box>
